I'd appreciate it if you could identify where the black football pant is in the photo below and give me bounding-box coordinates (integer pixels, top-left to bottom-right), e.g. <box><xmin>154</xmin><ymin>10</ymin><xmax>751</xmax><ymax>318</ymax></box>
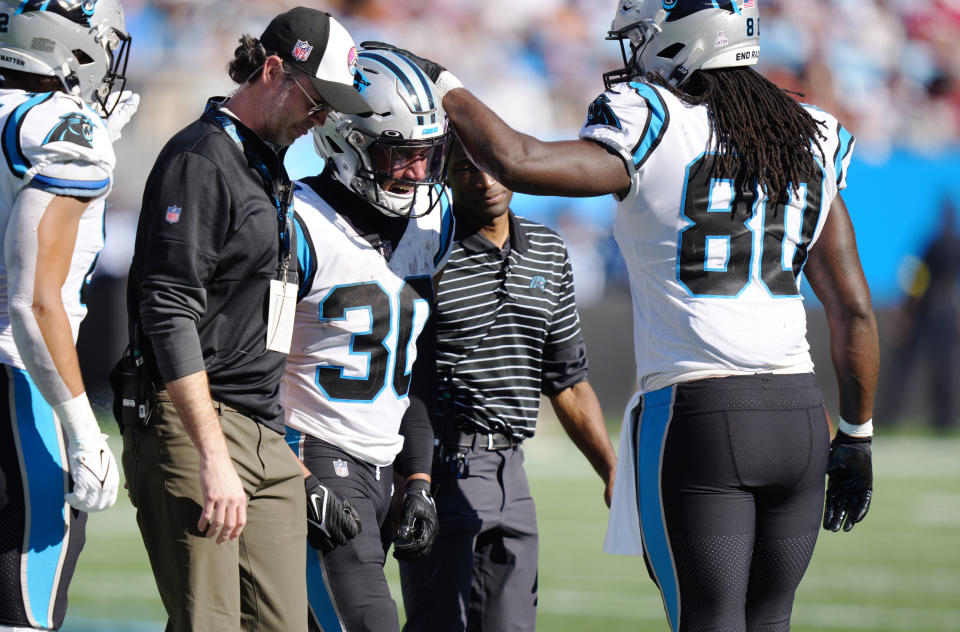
<box><xmin>290</xmin><ymin>432</ymin><xmax>398</xmax><ymax>632</ymax></box>
<box><xmin>633</xmin><ymin>373</ymin><xmax>829</xmax><ymax>632</ymax></box>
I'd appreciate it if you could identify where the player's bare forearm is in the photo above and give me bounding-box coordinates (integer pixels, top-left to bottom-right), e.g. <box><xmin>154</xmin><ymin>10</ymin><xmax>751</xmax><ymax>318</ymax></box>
<box><xmin>23</xmin><ymin>194</ymin><xmax>90</xmax><ymax>397</ymax></box>
<box><xmin>550</xmin><ymin>381</ymin><xmax>617</xmax><ymax>506</ymax></box>
<box><xmin>805</xmin><ymin>196</ymin><xmax>879</xmax><ymax>424</ymax></box>
<box><xmin>443</xmin><ymin>89</ymin><xmax>630</xmax><ymax>197</ymax></box>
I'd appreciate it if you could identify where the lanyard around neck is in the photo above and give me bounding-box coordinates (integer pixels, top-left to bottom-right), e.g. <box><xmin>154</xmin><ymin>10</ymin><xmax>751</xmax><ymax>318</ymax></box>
<box><xmin>210</xmin><ymin>111</ymin><xmax>293</xmax><ymax>270</ymax></box>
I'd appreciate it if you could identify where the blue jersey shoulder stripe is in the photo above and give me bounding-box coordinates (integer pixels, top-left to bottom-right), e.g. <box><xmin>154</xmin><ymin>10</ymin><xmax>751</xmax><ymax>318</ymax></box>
<box><xmin>834</xmin><ymin>122</ymin><xmax>854</xmax><ymax>186</ymax></box>
<box><xmin>434</xmin><ymin>185</ymin><xmax>453</xmax><ymax>268</ymax></box>
<box><xmin>30</xmin><ymin>173</ymin><xmax>110</xmax><ymax>192</ymax></box>
<box><xmin>292</xmin><ymin>211</ymin><xmax>316</xmax><ymax>301</ymax></box>
<box><xmin>2</xmin><ymin>92</ymin><xmax>55</xmax><ymax>179</ymax></box>
<box><xmin>627</xmin><ymin>83</ymin><xmax>670</xmax><ymax>169</ymax></box>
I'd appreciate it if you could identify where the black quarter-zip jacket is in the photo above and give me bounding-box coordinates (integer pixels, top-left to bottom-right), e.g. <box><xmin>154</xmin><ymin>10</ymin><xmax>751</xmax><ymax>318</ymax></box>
<box><xmin>127</xmin><ymin>99</ymin><xmax>294</xmax><ymax>432</ymax></box>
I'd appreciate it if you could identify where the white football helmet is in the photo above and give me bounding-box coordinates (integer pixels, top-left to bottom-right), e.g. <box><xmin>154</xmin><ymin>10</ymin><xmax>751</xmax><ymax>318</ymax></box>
<box><xmin>0</xmin><ymin>0</ymin><xmax>131</xmax><ymax>115</ymax></box>
<box><xmin>604</xmin><ymin>0</ymin><xmax>759</xmax><ymax>88</ymax></box>
<box><xmin>313</xmin><ymin>49</ymin><xmax>451</xmax><ymax>218</ymax></box>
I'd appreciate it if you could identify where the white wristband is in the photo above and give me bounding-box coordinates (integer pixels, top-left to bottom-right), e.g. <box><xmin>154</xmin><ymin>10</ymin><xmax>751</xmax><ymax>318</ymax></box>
<box><xmin>435</xmin><ymin>70</ymin><xmax>463</xmax><ymax>99</ymax></box>
<box><xmin>53</xmin><ymin>393</ymin><xmax>101</xmax><ymax>443</ymax></box>
<box><xmin>838</xmin><ymin>416</ymin><xmax>873</xmax><ymax>438</ymax></box>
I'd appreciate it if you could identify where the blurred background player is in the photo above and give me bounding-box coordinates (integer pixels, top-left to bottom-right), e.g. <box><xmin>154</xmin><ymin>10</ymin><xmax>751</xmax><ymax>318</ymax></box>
<box><xmin>396</xmin><ymin>139</ymin><xmax>617</xmax><ymax>632</ymax></box>
<box><xmin>283</xmin><ymin>48</ymin><xmax>453</xmax><ymax>632</ymax></box>
<box><xmin>880</xmin><ymin>196</ymin><xmax>960</xmax><ymax>430</ymax></box>
<box><xmin>364</xmin><ymin>0</ymin><xmax>880</xmax><ymax>626</ymax></box>
<box><xmin>0</xmin><ymin>1</ymin><xmax>134</xmax><ymax>630</ymax></box>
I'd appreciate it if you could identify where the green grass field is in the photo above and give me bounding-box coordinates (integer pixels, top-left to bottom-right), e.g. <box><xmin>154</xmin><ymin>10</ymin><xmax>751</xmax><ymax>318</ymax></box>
<box><xmin>61</xmin><ymin>430</ymin><xmax>960</xmax><ymax>632</ymax></box>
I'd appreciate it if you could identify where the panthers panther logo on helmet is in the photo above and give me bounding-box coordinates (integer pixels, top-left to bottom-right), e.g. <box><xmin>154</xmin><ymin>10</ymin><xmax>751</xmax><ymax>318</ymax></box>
<box><xmin>42</xmin><ymin>112</ymin><xmax>95</xmax><ymax>148</ymax></box>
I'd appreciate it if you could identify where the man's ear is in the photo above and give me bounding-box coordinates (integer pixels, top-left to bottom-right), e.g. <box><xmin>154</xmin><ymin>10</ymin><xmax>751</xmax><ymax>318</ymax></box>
<box><xmin>261</xmin><ymin>55</ymin><xmax>286</xmax><ymax>85</ymax></box>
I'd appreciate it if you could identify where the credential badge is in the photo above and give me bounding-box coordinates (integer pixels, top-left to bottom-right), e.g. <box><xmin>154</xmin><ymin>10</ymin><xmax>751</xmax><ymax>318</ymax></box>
<box><xmin>333</xmin><ymin>458</ymin><xmax>349</xmax><ymax>477</ymax></box>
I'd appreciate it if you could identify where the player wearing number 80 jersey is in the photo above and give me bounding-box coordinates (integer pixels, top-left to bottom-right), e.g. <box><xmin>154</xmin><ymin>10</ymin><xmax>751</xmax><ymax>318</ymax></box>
<box><xmin>580</xmin><ymin>82</ymin><xmax>853</xmax><ymax>394</ymax></box>
<box><xmin>282</xmin><ymin>48</ymin><xmax>453</xmax><ymax>632</ymax></box>
<box><xmin>360</xmin><ymin>0</ymin><xmax>880</xmax><ymax>627</ymax></box>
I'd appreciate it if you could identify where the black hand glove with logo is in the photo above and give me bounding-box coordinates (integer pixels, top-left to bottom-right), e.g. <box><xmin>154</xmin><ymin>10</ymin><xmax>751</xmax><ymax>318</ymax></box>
<box><xmin>393</xmin><ymin>479</ymin><xmax>438</xmax><ymax>560</ymax></box>
<box><xmin>304</xmin><ymin>474</ymin><xmax>361</xmax><ymax>553</ymax></box>
<box><xmin>823</xmin><ymin>431</ymin><xmax>873</xmax><ymax>532</ymax></box>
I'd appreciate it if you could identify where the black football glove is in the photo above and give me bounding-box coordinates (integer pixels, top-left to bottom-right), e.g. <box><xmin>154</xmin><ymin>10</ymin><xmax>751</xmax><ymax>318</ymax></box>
<box><xmin>823</xmin><ymin>431</ymin><xmax>873</xmax><ymax>532</ymax></box>
<box><xmin>360</xmin><ymin>41</ymin><xmax>447</xmax><ymax>81</ymax></box>
<box><xmin>392</xmin><ymin>479</ymin><xmax>438</xmax><ymax>560</ymax></box>
<box><xmin>304</xmin><ymin>475</ymin><xmax>361</xmax><ymax>553</ymax></box>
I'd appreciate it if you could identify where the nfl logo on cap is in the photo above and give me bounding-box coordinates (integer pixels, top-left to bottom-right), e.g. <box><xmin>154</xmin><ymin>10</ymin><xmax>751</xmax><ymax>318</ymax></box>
<box><xmin>292</xmin><ymin>39</ymin><xmax>313</xmax><ymax>62</ymax></box>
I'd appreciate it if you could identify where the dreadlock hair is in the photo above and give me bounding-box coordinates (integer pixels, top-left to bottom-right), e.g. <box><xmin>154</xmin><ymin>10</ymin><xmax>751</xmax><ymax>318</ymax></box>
<box><xmin>651</xmin><ymin>67</ymin><xmax>826</xmax><ymax>204</ymax></box>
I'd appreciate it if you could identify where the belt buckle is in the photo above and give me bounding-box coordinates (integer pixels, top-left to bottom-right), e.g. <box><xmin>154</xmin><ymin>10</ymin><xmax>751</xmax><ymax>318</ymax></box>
<box><xmin>487</xmin><ymin>433</ymin><xmax>495</xmax><ymax>450</ymax></box>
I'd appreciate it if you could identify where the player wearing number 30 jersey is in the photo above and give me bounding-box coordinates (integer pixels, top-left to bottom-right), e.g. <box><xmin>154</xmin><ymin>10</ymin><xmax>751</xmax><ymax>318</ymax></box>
<box><xmin>282</xmin><ymin>48</ymin><xmax>453</xmax><ymax>632</ymax></box>
<box><xmin>284</xmin><ymin>176</ymin><xmax>453</xmax><ymax>467</ymax></box>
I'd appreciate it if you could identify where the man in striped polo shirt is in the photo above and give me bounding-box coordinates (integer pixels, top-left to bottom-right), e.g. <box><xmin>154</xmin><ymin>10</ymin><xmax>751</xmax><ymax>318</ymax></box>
<box><xmin>396</xmin><ymin>141</ymin><xmax>617</xmax><ymax>632</ymax></box>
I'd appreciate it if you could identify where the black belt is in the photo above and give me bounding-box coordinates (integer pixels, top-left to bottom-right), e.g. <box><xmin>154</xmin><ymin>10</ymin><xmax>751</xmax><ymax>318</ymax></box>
<box><xmin>440</xmin><ymin>427</ymin><xmax>519</xmax><ymax>451</ymax></box>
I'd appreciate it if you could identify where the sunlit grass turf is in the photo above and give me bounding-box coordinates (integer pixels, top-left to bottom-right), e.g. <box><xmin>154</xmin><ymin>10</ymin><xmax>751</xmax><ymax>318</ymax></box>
<box><xmin>62</xmin><ymin>429</ymin><xmax>960</xmax><ymax>631</ymax></box>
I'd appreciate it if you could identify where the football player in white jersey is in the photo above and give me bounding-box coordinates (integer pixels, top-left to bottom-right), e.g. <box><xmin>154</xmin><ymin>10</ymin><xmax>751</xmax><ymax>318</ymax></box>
<box><xmin>0</xmin><ymin>1</ymin><xmax>135</xmax><ymax>630</ymax></box>
<box><xmin>282</xmin><ymin>49</ymin><xmax>453</xmax><ymax>632</ymax></box>
<box><xmin>364</xmin><ymin>0</ymin><xmax>880</xmax><ymax>628</ymax></box>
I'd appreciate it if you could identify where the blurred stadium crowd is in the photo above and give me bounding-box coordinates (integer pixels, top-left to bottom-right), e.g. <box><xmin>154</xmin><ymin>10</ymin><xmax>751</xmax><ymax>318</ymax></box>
<box><xmin>98</xmin><ymin>0</ymin><xmax>960</xmax><ymax>300</ymax></box>
<box><xmin>122</xmin><ymin>0</ymin><xmax>960</xmax><ymax>149</ymax></box>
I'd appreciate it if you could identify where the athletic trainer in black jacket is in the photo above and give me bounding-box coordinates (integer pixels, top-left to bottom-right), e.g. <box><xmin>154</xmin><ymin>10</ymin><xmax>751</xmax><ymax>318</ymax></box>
<box><xmin>118</xmin><ymin>8</ymin><xmax>370</xmax><ymax>631</ymax></box>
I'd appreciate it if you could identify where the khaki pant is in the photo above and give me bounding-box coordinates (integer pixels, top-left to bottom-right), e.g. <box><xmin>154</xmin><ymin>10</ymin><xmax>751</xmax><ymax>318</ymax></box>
<box><xmin>122</xmin><ymin>401</ymin><xmax>307</xmax><ymax>632</ymax></box>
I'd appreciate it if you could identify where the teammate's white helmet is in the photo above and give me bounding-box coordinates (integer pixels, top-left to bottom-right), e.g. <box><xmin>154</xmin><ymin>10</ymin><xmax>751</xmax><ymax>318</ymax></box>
<box><xmin>0</xmin><ymin>0</ymin><xmax>131</xmax><ymax>115</ymax></box>
<box><xmin>604</xmin><ymin>0</ymin><xmax>759</xmax><ymax>88</ymax></box>
<box><xmin>313</xmin><ymin>49</ymin><xmax>450</xmax><ymax>218</ymax></box>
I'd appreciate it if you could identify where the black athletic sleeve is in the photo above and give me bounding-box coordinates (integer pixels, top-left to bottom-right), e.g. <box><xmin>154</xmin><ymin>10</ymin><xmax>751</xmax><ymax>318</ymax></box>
<box><xmin>541</xmin><ymin>244</ymin><xmax>589</xmax><ymax>396</ymax></box>
<box><xmin>396</xmin><ymin>313</ymin><xmax>438</xmax><ymax>478</ymax></box>
<box><xmin>541</xmin><ymin>339</ymin><xmax>589</xmax><ymax>397</ymax></box>
<box><xmin>136</xmin><ymin>151</ymin><xmax>231</xmax><ymax>382</ymax></box>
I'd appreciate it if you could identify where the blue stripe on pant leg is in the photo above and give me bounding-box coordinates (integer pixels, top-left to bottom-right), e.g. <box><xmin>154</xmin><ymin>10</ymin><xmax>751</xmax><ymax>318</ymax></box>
<box><xmin>306</xmin><ymin>546</ymin><xmax>346</xmax><ymax>632</ymax></box>
<box><xmin>636</xmin><ymin>386</ymin><xmax>680</xmax><ymax>632</ymax></box>
<box><xmin>288</xmin><ymin>426</ymin><xmax>348</xmax><ymax>632</ymax></box>
<box><xmin>9</xmin><ymin>367</ymin><xmax>68</xmax><ymax>629</ymax></box>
